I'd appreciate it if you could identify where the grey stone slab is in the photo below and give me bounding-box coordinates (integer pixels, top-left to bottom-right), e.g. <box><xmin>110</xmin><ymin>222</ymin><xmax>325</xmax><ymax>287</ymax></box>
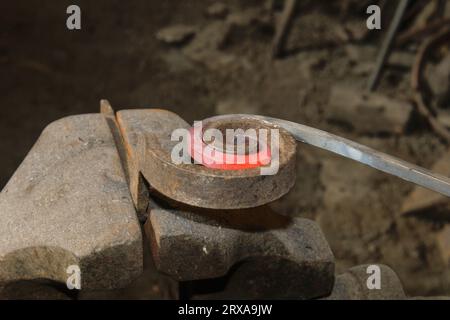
<box><xmin>324</xmin><ymin>264</ymin><xmax>405</xmax><ymax>300</ymax></box>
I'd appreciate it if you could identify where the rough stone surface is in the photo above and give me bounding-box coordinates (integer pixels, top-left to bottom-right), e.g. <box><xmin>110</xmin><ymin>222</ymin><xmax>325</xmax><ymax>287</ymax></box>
<box><xmin>438</xmin><ymin>111</ymin><xmax>450</xmax><ymax>128</ymax></box>
<box><xmin>145</xmin><ymin>205</ymin><xmax>334</xmax><ymax>299</ymax></box>
<box><xmin>206</xmin><ymin>2</ymin><xmax>229</xmax><ymax>19</ymax></box>
<box><xmin>327</xmin><ymin>85</ymin><xmax>413</xmax><ymax>134</ymax></box>
<box><xmin>0</xmin><ymin>114</ymin><xmax>143</xmax><ymax>296</ymax></box>
<box><xmin>226</xmin><ymin>8</ymin><xmax>266</xmax><ymax>27</ymax></box>
<box><xmin>215</xmin><ymin>98</ymin><xmax>260</xmax><ymax>115</ymax></box>
<box><xmin>345</xmin><ymin>45</ymin><xmax>377</xmax><ymax>63</ymax></box>
<box><xmin>182</xmin><ymin>21</ymin><xmax>235</xmax><ymax>71</ymax></box>
<box><xmin>388</xmin><ymin>51</ymin><xmax>416</xmax><ymax>69</ymax></box>
<box><xmin>324</xmin><ymin>264</ymin><xmax>406</xmax><ymax>300</ymax></box>
<box><xmin>401</xmin><ymin>149</ymin><xmax>450</xmax><ymax>217</ymax></box>
<box><xmin>0</xmin><ymin>280</ymin><xmax>72</xmax><ymax>300</ymax></box>
<box><xmin>437</xmin><ymin>225</ymin><xmax>450</xmax><ymax>268</ymax></box>
<box><xmin>346</xmin><ymin>47</ymin><xmax>415</xmax><ymax>72</ymax></box>
<box><xmin>156</xmin><ymin>25</ymin><xmax>196</xmax><ymax>45</ymax></box>
<box><xmin>78</xmin><ymin>230</ymin><xmax>178</xmax><ymax>300</ymax></box>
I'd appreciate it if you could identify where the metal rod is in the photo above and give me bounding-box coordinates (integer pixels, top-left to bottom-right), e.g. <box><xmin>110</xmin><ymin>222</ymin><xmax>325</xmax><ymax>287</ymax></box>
<box><xmin>213</xmin><ymin>114</ymin><xmax>450</xmax><ymax>198</ymax></box>
<box><xmin>271</xmin><ymin>0</ymin><xmax>298</xmax><ymax>59</ymax></box>
<box><xmin>367</xmin><ymin>0</ymin><xmax>410</xmax><ymax>91</ymax></box>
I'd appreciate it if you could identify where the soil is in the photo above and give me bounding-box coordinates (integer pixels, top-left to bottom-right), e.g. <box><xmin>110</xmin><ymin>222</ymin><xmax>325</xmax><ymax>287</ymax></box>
<box><xmin>1</xmin><ymin>0</ymin><xmax>449</xmax><ymax>296</ymax></box>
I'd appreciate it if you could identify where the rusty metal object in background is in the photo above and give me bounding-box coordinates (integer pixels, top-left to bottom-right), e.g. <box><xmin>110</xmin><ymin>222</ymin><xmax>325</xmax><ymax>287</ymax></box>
<box><xmin>116</xmin><ymin>110</ymin><xmax>297</xmax><ymax>210</ymax></box>
<box><xmin>396</xmin><ymin>17</ymin><xmax>450</xmax><ymax>46</ymax></box>
<box><xmin>367</xmin><ymin>0</ymin><xmax>410</xmax><ymax>91</ymax></box>
<box><xmin>411</xmin><ymin>26</ymin><xmax>450</xmax><ymax>145</ymax></box>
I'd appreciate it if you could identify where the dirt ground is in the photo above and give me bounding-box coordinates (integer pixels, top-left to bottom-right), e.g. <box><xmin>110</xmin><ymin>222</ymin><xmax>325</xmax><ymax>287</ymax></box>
<box><xmin>1</xmin><ymin>0</ymin><xmax>450</xmax><ymax>297</ymax></box>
